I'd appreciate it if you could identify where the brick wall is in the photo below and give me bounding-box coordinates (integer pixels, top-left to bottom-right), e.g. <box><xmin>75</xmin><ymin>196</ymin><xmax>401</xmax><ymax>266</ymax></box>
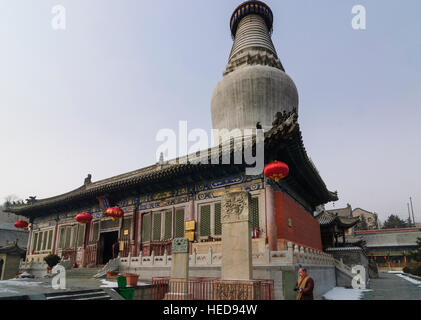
<box><xmin>274</xmin><ymin>191</ymin><xmax>322</xmax><ymax>250</ymax></box>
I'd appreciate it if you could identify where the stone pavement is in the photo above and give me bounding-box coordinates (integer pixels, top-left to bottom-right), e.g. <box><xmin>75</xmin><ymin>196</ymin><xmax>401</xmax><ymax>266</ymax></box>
<box><xmin>362</xmin><ymin>272</ymin><xmax>421</xmax><ymax>300</ymax></box>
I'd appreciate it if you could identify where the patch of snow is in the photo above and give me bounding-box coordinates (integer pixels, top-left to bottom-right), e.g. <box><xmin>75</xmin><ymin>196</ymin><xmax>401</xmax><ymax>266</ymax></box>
<box><xmin>395</xmin><ymin>274</ymin><xmax>421</xmax><ymax>286</ymax></box>
<box><xmin>0</xmin><ymin>280</ymin><xmax>44</xmax><ymax>287</ymax></box>
<box><xmin>99</xmin><ymin>279</ymin><xmax>149</xmax><ymax>288</ymax></box>
<box><xmin>0</xmin><ymin>288</ymin><xmax>19</xmax><ymax>294</ymax></box>
<box><xmin>323</xmin><ymin>287</ymin><xmax>372</xmax><ymax>300</ymax></box>
<box><xmin>100</xmin><ymin>280</ymin><xmax>118</xmax><ymax>288</ymax></box>
<box><xmin>388</xmin><ymin>271</ymin><xmax>403</xmax><ymax>274</ymax></box>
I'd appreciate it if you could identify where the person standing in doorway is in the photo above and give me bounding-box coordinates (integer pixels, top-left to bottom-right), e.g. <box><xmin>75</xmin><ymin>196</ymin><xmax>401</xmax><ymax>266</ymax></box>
<box><xmin>294</xmin><ymin>267</ymin><xmax>314</xmax><ymax>300</ymax></box>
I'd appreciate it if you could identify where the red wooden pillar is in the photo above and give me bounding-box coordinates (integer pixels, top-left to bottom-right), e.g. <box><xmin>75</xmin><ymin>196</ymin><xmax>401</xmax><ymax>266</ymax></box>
<box><xmin>26</xmin><ymin>224</ymin><xmax>33</xmax><ymax>260</ymax></box>
<box><xmin>137</xmin><ymin>211</ymin><xmax>143</xmax><ymax>256</ymax></box>
<box><xmin>265</xmin><ymin>185</ymin><xmax>278</xmax><ymax>251</ymax></box>
<box><xmin>187</xmin><ymin>200</ymin><xmax>194</xmax><ymax>253</ymax></box>
<box><xmin>131</xmin><ymin>209</ymin><xmax>139</xmax><ymax>256</ymax></box>
<box><xmin>82</xmin><ymin>221</ymin><xmax>91</xmax><ymax>267</ymax></box>
<box><xmin>51</xmin><ymin>221</ymin><xmax>59</xmax><ymax>255</ymax></box>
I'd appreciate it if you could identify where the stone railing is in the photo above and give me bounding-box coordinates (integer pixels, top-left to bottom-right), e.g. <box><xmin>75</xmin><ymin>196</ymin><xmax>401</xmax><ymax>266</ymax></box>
<box><xmin>119</xmin><ymin>242</ymin><xmax>335</xmax><ymax>271</ymax></box>
<box><xmin>19</xmin><ymin>259</ymin><xmax>48</xmax><ymax>272</ymax></box>
<box><xmin>291</xmin><ymin>243</ymin><xmax>335</xmax><ymax>266</ymax></box>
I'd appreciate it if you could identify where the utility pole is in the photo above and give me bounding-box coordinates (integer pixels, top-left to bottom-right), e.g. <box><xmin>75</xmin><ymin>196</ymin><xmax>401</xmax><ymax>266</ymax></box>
<box><xmin>410</xmin><ymin>197</ymin><xmax>416</xmax><ymax>226</ymax></box>
<box><xmin>408</xmin><ymin>203</ymin><xmax>413</xmax><ymax>227</ymax></box>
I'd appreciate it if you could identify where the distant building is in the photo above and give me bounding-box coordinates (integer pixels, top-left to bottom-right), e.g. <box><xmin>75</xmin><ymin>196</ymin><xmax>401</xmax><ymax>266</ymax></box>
<box><xmin>352</xmin><ymin>208</ymin><xmax>379</xmax><ymax>231</ymax></box>
<box><xmin>0</xmin><ymin>222</ymin><xmax>28</xmax><ymax>249</ymax></box>
<box><xmin>355</xmin><ymin>228</ymin><xmax>421</xmax><ymax>270</ymax></box>
<box><xmin>0</xmin><ymin>205</ymin><xmax>26</xmax><ymax>224</ymax></box>
<box><xmin>0</xmin><ymin>242</ymin><xmax>26</xmax><ymax>280</ymax></box>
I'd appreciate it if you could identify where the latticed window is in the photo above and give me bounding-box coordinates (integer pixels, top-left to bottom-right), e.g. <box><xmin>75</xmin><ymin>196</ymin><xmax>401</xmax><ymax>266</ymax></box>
<box><xmin>77</xmin><ymin>224</ymin><xmax>85</xmax><ymax>247</ymax></box>
<box><xmin>200</xmin><ymin>205</ymin><xmax>211</xmax><ymax>237</ymax></box>
<box><xmin>71</xmin><ymin>225</ymin><xmax>78</xmax><ymax>247</ymax></box>
<box><xmin>214</xmin><ymin>202</ymin><xmax>222</xmax><ymax>236</ymax></box>
<box><xmin>37</xmin><ymin>232</ymin><xmax>43</xmax><ymax>251</ymax></box>
<box><xmin>58</xmin><ymin>227</ymin><xmax>65</xmax><ymax>248</ymax></box>
<box><xmin>175</xmin><ymin>209</ymin><xmax>185</xmax><ymax>238</ymax></box>
<box><xmin>249</xmin><ymin>197</ymin><xmax>260</xmax><ymax>230</ymax></box>
<box><xmin>152</xmin><ymin>213</ymin><xmax>162</xmax><ymax>241</ymax></box>
<box><xmin>47</xmin><ymin>230</ymin><xmax>53</xmax><ymax>250</ymax></box>
<box><xmin>32</xmin><ymin>233</ymin><xmax>38</xmax><ymax>252</ymax></box>
<box><xmin>41</xmin><ymin>231</ymin><xmax>48</xmax><ymax>251</ymax></box>
<box><xmin>142</xmin><ymin>213</ymin><xmax>151</xmax><ymax>242</ymax></box>
<box><xmin>164</xmin><ymin>211</ymin><xmax>172</xmax><ymax>240</ymax></box>
<box><xmin>121</xmin><ymin>218</ymin><xmax>132</xmax><ymax>240</ymax></box>
<box><xmin>101</xmin><ymin>219</ymin><xmax>120</xmax><ymax>230</ymax></box>
<box><xmin>91</xmin><ymin>222</ymin><xmax>99</xmax><ymax>243</ymax></box>
<box><xmin>64</xmin><ymin>226</ymin><xmax>72</xmax><ymax>248</ymax></box>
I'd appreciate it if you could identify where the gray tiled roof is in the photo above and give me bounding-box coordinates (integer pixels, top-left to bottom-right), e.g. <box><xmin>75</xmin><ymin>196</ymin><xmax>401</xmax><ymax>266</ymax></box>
<box><xmin>361</xmin><ymin>230</ymin><xmax>421</xmax><ymax>248</ymax></box>
<box><xmin>326</xmin><ymin>206</ymin><xmax>352</xmax><ymax>218</ymax></box>
<box><xmin>325</xmin><ymin>247</ymin><xmax>363</xmax><ymax>252</ymax></box>
<box><xmin>0</xmin><ymin>224</ymin><xmax>28</xmax><ymax>248</ymax></box>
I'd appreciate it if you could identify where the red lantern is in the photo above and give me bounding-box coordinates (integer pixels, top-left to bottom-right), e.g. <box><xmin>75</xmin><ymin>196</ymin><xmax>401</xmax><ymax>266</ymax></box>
<box><xmin>264</xmin><ymin>161</ymin><xmax>289</xmax><ymax>182</ymax></box>
<box><xmin>76</xmin><ymin>212</ymin><xmax>93</xmax><ymax>224</ymax></box>
<box><xmin>14</xmin><ymin>220</ymin><xmax>29</xmax><ymax>229</ymax></box>
<box><xmin>105</xmin><ymin>207</ymin><xmax>124</xmax><ymax>221</ymax></box>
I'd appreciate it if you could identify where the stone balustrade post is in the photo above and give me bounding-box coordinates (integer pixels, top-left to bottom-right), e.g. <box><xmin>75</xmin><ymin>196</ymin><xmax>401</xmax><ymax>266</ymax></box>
<box><xmin>300</xmin><ymin>246</ymin><xmax>305</xmax><ymax>264</ymax></box>
<box><xmin>151</xmin><ymin>250</ymin><xmax>155</xmax><ymax>265</ymax></box>
<box><xmin>264</xmin><ymin>244</ymin><xmax>270</xmax><ymax>264</ymax></box>
<box><xmin>164</xmin><ymin>249</ymin><xmax>168</xmax><ymax>265</ymax></box>
<box><xmin>192</xmin><ymin>248</ymin><xmax>197</xmax><ymax>266</ymax></box>
<box><xmin>294</xmin><ymin>245</ymin><xmax>300</xmax><ymax>263</ymax></box>
<box><xmin>287</xmin><ymin>242</ymin><xmax>294</xmax><ymax>264</ymax></box>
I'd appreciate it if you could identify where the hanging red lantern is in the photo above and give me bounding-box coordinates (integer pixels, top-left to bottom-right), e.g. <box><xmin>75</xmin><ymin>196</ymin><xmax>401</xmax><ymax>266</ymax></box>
<box><xmin>75</xmin><ymin>212</ymin><xmax>93</xmax><ymax>224</ymax></box>
<box><xmin>264</xmin><ymin>161</ymin><xmax>289</xmax><ymax>182</ymax></box>
<box><xmin>105</xmin><ymin>207</ymin><xmax>124</xmax><ymax>221</ymax></box>
<box><xmin>14</xmin><ymin>220</ymin><xmax>29</xmax><ymax>229</ymax></box>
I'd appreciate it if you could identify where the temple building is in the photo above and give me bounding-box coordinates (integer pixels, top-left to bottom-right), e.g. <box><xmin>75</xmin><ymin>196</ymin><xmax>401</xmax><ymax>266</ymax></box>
<box><xmin>3</xmin><ymin>1</ymin><xmax>339</xmax><ymax>285</ymax></box>
<box><xmin>355</xmin><ymin>228</ymin><xmax>421</xmax><ymax>271</ymax></box>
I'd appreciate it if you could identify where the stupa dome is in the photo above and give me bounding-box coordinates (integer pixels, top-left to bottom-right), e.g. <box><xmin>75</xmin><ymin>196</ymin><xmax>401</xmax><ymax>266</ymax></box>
<box><xmin>211</xmin><ymin>1</ymin><xmax>299</xmax><ymax>132</ymax></box>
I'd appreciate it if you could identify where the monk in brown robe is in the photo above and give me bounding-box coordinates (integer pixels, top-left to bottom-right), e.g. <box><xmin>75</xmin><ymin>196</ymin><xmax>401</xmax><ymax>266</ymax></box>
<box><xmin>294</xmin><ymin>268</ymin><xmax>314</xmax><ymax>300</ymax></box>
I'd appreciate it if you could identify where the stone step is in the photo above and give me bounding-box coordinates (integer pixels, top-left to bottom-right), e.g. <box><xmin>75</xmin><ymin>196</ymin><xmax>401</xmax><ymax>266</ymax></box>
<box><xmin>45</xmin><ymin>289</ymin><xmax>112</xmax><ymax>300</ymax></box>
<box><xmin>65</xmin><ymin>268</ymin><xmax>102</xmax><ymax>278</ymax></box>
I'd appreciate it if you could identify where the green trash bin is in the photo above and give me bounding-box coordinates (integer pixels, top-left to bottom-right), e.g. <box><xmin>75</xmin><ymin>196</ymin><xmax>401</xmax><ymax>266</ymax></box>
<box><xmin>119</xmin><ymin>288</ymin><xmax>134</xmax><ymax>300</ymax></box>
<box><xmin>117</xmin><ymin>275</ymin><xmax>127</xmax><ymax>289</ymax></box>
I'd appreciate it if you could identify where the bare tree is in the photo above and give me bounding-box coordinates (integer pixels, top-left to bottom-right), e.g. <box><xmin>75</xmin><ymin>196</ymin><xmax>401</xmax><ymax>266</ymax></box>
<box><xmin>3</xmin><ymin>194</ymin><xmax>21</xmax><ymax>207</ymax></box>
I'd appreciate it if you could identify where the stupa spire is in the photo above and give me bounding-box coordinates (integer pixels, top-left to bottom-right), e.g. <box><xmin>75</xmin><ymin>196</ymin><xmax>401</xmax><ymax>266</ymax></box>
<box><xmin>224</xmin><ymin>1</ymin><xmax>284</xmax><ymax>76</ymax></box>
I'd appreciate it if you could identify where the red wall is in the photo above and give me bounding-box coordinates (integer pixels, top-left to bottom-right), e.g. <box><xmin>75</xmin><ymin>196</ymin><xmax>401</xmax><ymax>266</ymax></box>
<box><xmin>274</xmin><ymin>191</ymin><xmax>322</xmax><ymax>250</ymax></box>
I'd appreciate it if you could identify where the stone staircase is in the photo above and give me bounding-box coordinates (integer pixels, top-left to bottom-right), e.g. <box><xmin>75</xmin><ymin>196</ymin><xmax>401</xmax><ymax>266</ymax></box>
<box><xmin>45</xmin><ymin>289</ymin><xmax>113</xmax><ymax>300</ymax></box>
<box><xmin>65</xmin><ymin>268</ymin><xmax>102</xmax><ymax>279</ymax></box>
<box><xmin>94</xmin><ymin>257</ymin><xmax>120</xmax><ymax>279</ymax></box>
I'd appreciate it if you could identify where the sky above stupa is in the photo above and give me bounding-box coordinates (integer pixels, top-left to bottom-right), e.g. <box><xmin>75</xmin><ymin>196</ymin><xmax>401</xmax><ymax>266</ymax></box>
<box><xmin>0</xmin><ymin>0</ymin><xmax>420</xmax><ymax>224</ymax></box>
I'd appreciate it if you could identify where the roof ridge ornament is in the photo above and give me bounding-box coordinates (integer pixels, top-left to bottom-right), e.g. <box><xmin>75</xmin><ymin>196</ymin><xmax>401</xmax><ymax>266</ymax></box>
<box><xmin>84</xmin><ymin>174</ymin><xmax>92</xmax><ymax>187</ymax></box>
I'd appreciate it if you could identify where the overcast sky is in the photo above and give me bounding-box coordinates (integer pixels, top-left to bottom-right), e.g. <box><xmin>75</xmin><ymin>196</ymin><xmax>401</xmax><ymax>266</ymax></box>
<box><xmin>0</xmin><ymin>0</ymin><xmax>420</xmax><ymax>224</ymax></box>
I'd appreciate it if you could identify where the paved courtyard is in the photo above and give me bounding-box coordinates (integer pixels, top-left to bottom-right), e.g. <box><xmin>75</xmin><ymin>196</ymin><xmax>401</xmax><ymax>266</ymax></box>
<box><xmin>362</xmin><ymin>272</ymin><xmax>421</xmax><ymax>300</ymax></box>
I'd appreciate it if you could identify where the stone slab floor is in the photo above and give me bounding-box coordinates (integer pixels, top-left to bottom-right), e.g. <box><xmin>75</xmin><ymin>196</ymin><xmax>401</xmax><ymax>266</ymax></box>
<box><xmin>362</xmin><ymin>272</ymin><xmax>421</xmax><ymax>300</ymax></box>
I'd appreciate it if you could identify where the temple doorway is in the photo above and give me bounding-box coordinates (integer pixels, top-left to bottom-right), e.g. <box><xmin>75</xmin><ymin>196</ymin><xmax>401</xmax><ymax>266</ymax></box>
<box><xmin>99</xmin><ymin>231</ymin><xmax>118</xmax><ymax>265</ymax></box>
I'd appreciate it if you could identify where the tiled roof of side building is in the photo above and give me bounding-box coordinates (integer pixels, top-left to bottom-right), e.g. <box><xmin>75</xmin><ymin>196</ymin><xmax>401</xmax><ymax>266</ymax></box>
<box><xmin>315</xmin><ymin>211</ymin><xmax>360</xmax><ymax>228</ymax></box>
<box><xmin>360</xmin><ymin>230</ymin><xmax>421</xmax><ymax>248</ymax></box>
<box><xmin>326</xmin><ymin>204</ymin><xmax>352</xmax><ymax>218</ymax></box>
